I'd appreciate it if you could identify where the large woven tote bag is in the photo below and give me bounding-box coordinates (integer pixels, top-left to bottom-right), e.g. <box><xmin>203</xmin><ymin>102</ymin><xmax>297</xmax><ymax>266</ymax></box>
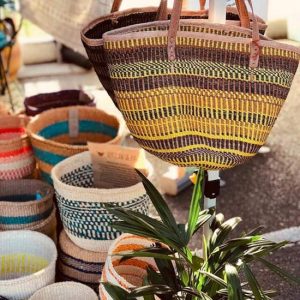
<box><xmin>82</xmin><ymin>0</ymin><xmax>266</xmax><ymax>106</ymax></box>
<box><xmin>102</xmin><ymin>0</ymin><xmax>300</xmax><ymax>170</ymax></box>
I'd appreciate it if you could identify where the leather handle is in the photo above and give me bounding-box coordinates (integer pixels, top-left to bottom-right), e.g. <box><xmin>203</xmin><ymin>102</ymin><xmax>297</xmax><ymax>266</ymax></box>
<box><xmin>168</xmin><ymin>0</ymin><xmax>260</xmax><ymax>67</ymax></box>
<box><xmin>111</xmin><ymin>0</ymin><xmax>168</xmax><ymax>21</ymax></box>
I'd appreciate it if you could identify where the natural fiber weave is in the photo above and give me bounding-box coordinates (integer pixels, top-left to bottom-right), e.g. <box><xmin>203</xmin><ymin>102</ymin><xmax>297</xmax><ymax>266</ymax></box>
<box><xmin>0</xmin><ymin>179</ymin><xmax>53</xmax><ymax>229</ymax></box>
<box><xmin>81</xmin><ymin>2</ymin><xmax>266</xmax><ymax>105</ymax></box>
<box><xmin>101</xmin><ymin>0</ymin><xmax>300</xmax><ymax>170</ymax></box>
<box><xmin>99</xmin><ymin>233</ymin><xmax>158</xmax><ymax>300</ymax></box>
<box><xmin>58</xmin><ymin>230</ymin><xmax>106</xmax><ymax>291</ymax></box>
<box><xmin>27</xmin><ymin>106</ymin><xmax>122</xmax><ymax>184</ymax></box>
<box><xmin>24</xmin><ymin>90</ymin><xmax>96</xmax><ymax>117</ymax></box>
<box><xmin>0</xmin><ymin>116</ymin><xmax>35</xmax><ymax>180</ymax></box>
<box><xmin>0</xmin><ymin>230</ymin><xmax>57</xmax><ymax>300</ymax></box>
<box><xmin>29</xmin><ymin>282</ymin><xmax>98</xmax><ymax>300</ymax></box>
<box><xmin>51</xmin><ymin>151</ymin><xmax>151</xmax><ymax>252</ymax></box>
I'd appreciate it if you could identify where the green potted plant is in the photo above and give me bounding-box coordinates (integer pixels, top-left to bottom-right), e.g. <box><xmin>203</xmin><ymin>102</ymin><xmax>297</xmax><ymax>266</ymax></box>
<box><xmin>102</xmin><ymin>170</ymin><xmax>300</xmax><ymax>299</ymax></box>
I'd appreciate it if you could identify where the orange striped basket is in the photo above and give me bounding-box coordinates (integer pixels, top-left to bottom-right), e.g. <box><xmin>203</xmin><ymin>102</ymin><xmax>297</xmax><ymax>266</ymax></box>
<box><xmin>99</xmin><ymin>233</ymin><xmax>158</xmax><ymax>300</ymax></box>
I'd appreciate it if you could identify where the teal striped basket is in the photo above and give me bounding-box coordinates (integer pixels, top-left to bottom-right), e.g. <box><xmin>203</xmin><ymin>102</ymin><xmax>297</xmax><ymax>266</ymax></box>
<box><xmin>0</xmin><ymin>179</ymin><xmax>54</xmax><ymax>231</ymax></box>
<box><xmin>27</xmin><ymin>106</ymin><xmax>122</xmax><ymax>184</ymax></box>
<box><xmin>51</xmin><ymin>151</ymin><xmax>151</xmax><ymax>252</ymax></box>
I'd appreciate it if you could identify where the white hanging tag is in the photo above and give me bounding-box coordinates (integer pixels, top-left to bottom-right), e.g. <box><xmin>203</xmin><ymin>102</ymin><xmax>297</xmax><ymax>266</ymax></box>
<box><xmin>68</xmin><ymin>108</ymin><xmax>79</xmax><ymax>138</ymax></box>
<box><xmin>208</xmin><ymin>0</ymin><xmax>227</xmax><ymax>24</ymax></box>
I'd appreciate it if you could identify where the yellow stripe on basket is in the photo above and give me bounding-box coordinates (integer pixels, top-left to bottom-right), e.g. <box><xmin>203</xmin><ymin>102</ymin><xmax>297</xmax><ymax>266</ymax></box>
<box><xmin>162</xmin><ymin>158</ymin><xmax>236</xmax><ymax>169</ymax></box>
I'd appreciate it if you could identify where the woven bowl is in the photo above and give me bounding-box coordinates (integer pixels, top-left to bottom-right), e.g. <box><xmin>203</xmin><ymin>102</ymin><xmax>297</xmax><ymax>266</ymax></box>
<box><xmin>52</xmin><ymin>151</ymin><xmax>151</xmax><ymax>252</ymax></box>
<box><xmin>58</xmin><ymin>229</ymin><xmax>106</xmax><ymax>291</ymax></box>
<box><xmin>0</xmin><ymin>116</ymin><xmax>35</xmax><ymax>180</ymax></box>
<box><xmin>29</xmin><ymin>282</ymin><xmax>98</xmax><ymax>300</ymax></box>
<box><xmin>0</xmin><ymin>230</ymin><xmax>57</xmax><ymax>300</ymax></box>
<box><xmin>27</xmin><ymin>106</ymin><xmax>122</xmax><ymax>184</ymax></box>
<box><xmin>0</xmin><ymin>179</ymin><xmax>54</xmax><ymax>231</ymax></box>
<box><xmin>24</xmin><ymin>90</ymin><xmax>96</xmax><ymax>117</ymax></box>
<box><xmin>99</xmin><ymin>233</ymin><xmax>158</xmax><ymax>300</ymax></box>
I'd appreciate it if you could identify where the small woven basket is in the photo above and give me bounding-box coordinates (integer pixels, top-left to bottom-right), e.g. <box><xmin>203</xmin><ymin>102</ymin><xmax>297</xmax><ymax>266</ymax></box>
<box><xmin>24</xmin><ymin>90</ymin><xmax>96</xmax><ymax>117</ymax></box>
<box><xmin>58</xmin><ymin>229</ymin><xmax>106</xmax><ymax>291</ymax></box>
<box><xmin>81</xmin><ymin>1</ymin><xmax>266</xmax><ymax>105</ymax></box>
<box><xmin>27</xmin><ymin>106</ymin><xmax>122</xmax><ymax>184</ymax></box>
<box><xmin>0</xmin><ymin>179</ymin><xmax>54</xmax><ymax>229</ymax></box>
<box><xmin>29</xmin><ymin>282</ymin><xmax>98</xmax><ymax>300</ymax></box>
<box><xmin>0</xmin><ymin>230</ymin><xmax>57</xmax><ymax>300</ymax></box>
<box><xmin>51</xmin><ymin>151</ymin><xmax>151</xmax><ymax>252</ymax></box>
<box><xmin>99</xmin><ymin>233</ymin><xmax>158</xmax><ymax>300</ymax></box>
<box><xmin>0</xmin><ymin>116</ymin><xmax>35</xmax><ymax>180</ymax></box>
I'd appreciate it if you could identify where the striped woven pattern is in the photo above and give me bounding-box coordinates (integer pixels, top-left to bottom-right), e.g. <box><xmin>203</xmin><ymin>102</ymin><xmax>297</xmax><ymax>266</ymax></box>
<box><xmin>0</xmin><ymin>180</ymin><xmax>53</xmax><ymax>230</ymax></box>
<box><xmin>27</xmin><ymin>106</ymin><xmax>121</xmax><ymax>184</ymax></box>
<box><xmin>52</xmin><ymin>151</ymin><xmax>150</xmax><ymax>252</ymax></box>
<box><xmin>58</xmin><ymin>230</ymin><xmax>106</xmax><ymax>291</ymax></box>
<box><xmin>0</xmin><ymin>230</ymin><xmax>57</xmax><ymax>300</ymax></box>
<box><xmin>0</xmin><ymin>116</ymin><xmax>35</xmax><ymax>180</ymax></box>
<box><xmin>102</xmin><ymin>19</ymin><xmax>300</xmax><ymax>170</ymax></box>
<box><xmin>81</xmin><ymin>5</ymin><xmax>266</xmax><ymax>106</ymax></box>
<box><xmin>100</xmin><ymin>233</ymin><xmax>158</xmax><ymax>300</ymax></box>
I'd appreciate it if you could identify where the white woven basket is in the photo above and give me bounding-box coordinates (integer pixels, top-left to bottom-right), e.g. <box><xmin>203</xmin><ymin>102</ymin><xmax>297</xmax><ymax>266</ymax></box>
<box><xmin>0</xmin><ymin>230</ymin><xmax>57</xmax><ymax>300</ymax></box>
<box><xmin>51</xmin><ymin>151</ymin><xmax>152</xmax><ymax>252</ymax></box>
<box><xmin>99</xmin><ymin>233</ymin><xmax>158</xmax><ymax>300</ymax></box>
<box><xmin>29</xmin><ymin>282</ymin><xmax>98</xmax><ymax>300</ymax></box>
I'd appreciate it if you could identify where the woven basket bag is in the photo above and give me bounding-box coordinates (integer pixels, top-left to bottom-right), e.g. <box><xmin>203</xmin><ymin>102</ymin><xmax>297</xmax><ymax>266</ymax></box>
<box><xmin>24</xmin><ymin>90</ymin><xmax>96</xmax><ymax>117</ymax></box>
<box><xmin>0</xmin><ymin>179</ymin><xmax>53</xmax><ymax>229</ymax></box>
<box><xmin>102</xmin><ymin>0</ymin><xmax>300</xmax><ymax>170</ymax></box>
<box><xmin>99</xmin><ymin>233</ymin><xmax>158</xmax><ymax>300</ymax></box>
<box><xmin>81</xmin><ymin>0</ymin><xmax>266</xmax><ymax>106</ymax></box>
<box><xmin>0</xmin><ymin>230</ymin><xmax>57</xmax><ymax>300</ymax></box>
<box><xmin>58</xmin><ymin>229</ymin><xmax>106</xmax><ymax>291</ymax></box>
<box><xmin>51</xmin><ymin>151</ymin><xmax>152</xmax><ymax>252</ymax></box>
<box><xmin>0</xmin><ymin>116</ymin><xmax>35</xmax><ymax>180</ymax></box>
<box><xmin>27</xmin><ymin>106</ymin><xmax>122</xmax><ymax>184</ymax></box>
<box><xmin>29</xmin><ymin>282</ymin><xmax>98</xmax><ymax>300</ymax></box>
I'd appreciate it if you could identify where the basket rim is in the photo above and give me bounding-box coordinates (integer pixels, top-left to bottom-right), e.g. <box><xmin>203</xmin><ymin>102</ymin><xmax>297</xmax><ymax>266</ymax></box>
<box><xmin>51</xmin><ymin>151</ymin><xmax>153</xmax><ymax>201</ymax></box>
<box><xmin>27</xmin><ymin>106</ymin><xmax>123</xmax><ymax>151</ymax></box>
<box><xmin>0</xmin><ymin>230</ymin><xmax>57</xmax><ymax>286</ymax></box>
<box><xmin>0</xmin><ymin>179</ymin><xmax>54</xmax><ymax>207</ymax></box>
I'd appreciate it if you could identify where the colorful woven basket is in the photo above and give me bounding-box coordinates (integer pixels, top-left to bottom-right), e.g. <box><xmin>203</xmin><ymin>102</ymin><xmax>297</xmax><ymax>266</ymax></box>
<box><xmin>99</xmin><ymin>233</ymin><xmax>158</xmax><ymax>300</ymax></box>
<box><xmin>24</xmin><ymin>90</ymin><xmax>96</xmax><ymax>117</ymax></box>
<box><xmin>27</xmin><ymin>106</ymin><xmax>122</xmax><ymax>184</ymax></box>
<box><xmin>29</xmin><ymin>282</ymin><xmax>98</xmax><ymax>300</ymax></box>
<box><xmin>81</xmin><ymin>0</ymin><xmax>266</xmax><ymax>106</ymax></box>
<box><xmin>58</xmin><ymin>229</ymin><xmax>106</xmax><ymax>291</ymax></box>
<box><xmin>0</xmin><ymin>116</ymin><xmax>35</xmax><ymax>180</ymax></box>
<box><xmin>51</xmin><ymin>151</ymin><xmax>151</xmax><ymax>252</ymax></box>
<box><xmin>101</xmin><ymin>0</ymin><xmax>300</xmax><ymax>170</ymax></box>
<box><xmin>0</xmin><ymin>179</ymin><xmax>53</xmax><ymax>229</ymax></box>
<box><xmin>0</xmin><ymin>230</ymin><xmax>57</xmax><ymax>300</ymax></box>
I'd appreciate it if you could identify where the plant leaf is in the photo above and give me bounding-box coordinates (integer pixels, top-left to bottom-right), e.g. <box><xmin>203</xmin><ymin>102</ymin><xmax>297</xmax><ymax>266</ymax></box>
<box><xmin>129</xmin><ymin>284</ymin><xmax>174</xmax><ymax>297</ymax></box>
<box><xmin>182</xmin><ymin>287</ymin><xmax>213</xmax><ymax>300</ymax></box>
<box><xmin>243</xmin><ymin>263</ymin><xmax>267</xmax><ymax>300</ymax></box>
<box><xmin>102</xmin><ymin>282</ymin><xmax>132</xmax><ymax>300</ymax></box>
<box><xmin>225</xmin><ymin>264</ymin><xmax>244</xmax><ymax>300</ymax></box>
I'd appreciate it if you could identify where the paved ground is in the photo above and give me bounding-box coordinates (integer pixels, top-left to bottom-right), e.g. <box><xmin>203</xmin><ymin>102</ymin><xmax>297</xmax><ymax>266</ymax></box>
<box><xmin>13</xmin><ymin>63</ymin><xmax>300</xmax><ymax>299</ymax></box>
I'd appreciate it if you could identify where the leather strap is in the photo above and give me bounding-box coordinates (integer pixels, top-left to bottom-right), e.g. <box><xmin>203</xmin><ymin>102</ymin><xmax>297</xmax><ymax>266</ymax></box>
<box><xmin>111</xmin><ymin>0</ymin><xmax>122</xmax><ymax>13</ymax></box>
<box><xmin>200</xmin><ymin>0</ymin><xmax>206</xmax><ymax>10</ymax></box>
<box><xmin>167</xmin><ymin>0</ymin><xmax>260</xmax><ymax>67</ymax></box>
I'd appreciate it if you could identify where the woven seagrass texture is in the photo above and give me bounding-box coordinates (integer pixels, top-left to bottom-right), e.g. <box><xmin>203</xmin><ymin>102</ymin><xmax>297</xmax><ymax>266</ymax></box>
<box><xmin>102</xmin><ymin>2</ymin><xmax>300</xmax><ymax>170</ymax></box>
<box><xmin>27</xmin><ymin>106</ymin><xmax>122</xmax><ymax>184</ymax></box>
<box><xmin>99</xmin><ymin>233</ymin><xmax>158</xmax><ymax>300</ymax></box>
<box><xmin>29</xmin><ymin>282</ymin><xmax>98</xmax><ymax>300</ymax></box>
<box><xmin>58</xmin><ymin>230</ymin><xmax>106</xmax><ymax>291</ymax></box>
<box><xmin>81</xmin><ymin>4</ymin><xmax>266</xmax><ymax>105</ymax></box>
<box><xmin>0</xmin><ymin>230</ymin><xmax>57</xmax><ymax>300</ymax></box>
<box><xmin>0</xmin><ymin>116</ymin><xmax>35</xmax><ymax>180</ymax></box>
<box><xmin>51</xmin><ymin>151</ymin><xmax>150</xmax><ymax>252</ymax></box>
<box><xmin>0</xmin><ymin>179</ymin><xmax>54</xmax><ymax>229</ymax></box>
<box><xmin>24</xmin><ymin>90</ymin><xmax>96</xmax><ymax>117</ymax></box>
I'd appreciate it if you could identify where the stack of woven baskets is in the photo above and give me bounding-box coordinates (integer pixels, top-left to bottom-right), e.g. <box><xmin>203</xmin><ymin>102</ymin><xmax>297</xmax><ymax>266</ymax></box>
<box><xmin>51</xmin><ymin>151</ymin><xmax>152</xmax><ymax>291</ymax></box>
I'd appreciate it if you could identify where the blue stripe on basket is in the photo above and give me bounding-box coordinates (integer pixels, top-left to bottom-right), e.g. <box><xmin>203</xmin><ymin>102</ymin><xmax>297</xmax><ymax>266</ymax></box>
<box><xmin>0</xmin><ymin>194</ymin><xmax>38</xmax><ymax>202</ymax></box>
<box><xmin>40</xmin><ymin>170</ymin><xmax>53</xmax><ymax>184</ymax></box>
<box><xmin>33</xmin><ymin>147</ymin><xmax>67</xmax><ymax>166</ymax></box>
<box><xmin>38</xmin><ymin>120</ymin><xmax>118</xmax><ymax>139</ymax></box>
<box><xmin>0</xmin><ymin>206</ymin><xmax>53</xmax><ymax>225</ymax></box>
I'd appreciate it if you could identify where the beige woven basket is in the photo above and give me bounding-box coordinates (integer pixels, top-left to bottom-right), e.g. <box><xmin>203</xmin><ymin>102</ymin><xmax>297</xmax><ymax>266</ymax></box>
<box><xmin>27</xmin><ymin>106</ymin><xmax>122</xmax><ymax>184</ymax></box>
